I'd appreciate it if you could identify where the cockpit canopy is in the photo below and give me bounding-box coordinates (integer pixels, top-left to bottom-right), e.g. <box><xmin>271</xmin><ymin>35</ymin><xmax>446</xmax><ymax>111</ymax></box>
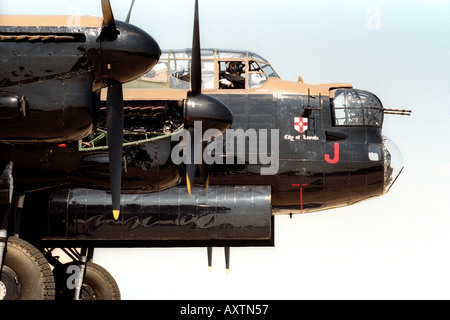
<box><xmin>133</xmin><ymin>48</ymin><xmax>280</xmax><ymax>90</ymax></box>
<box><xmin>331</xmin><ymin>88</ymin><xmax>384</xmax><ymax>127</ymax></box>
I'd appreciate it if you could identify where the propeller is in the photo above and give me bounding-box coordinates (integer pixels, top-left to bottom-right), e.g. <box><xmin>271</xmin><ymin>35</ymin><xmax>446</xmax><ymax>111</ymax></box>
<box><xmin>184</xmin><ymin>0</ymin><xmax>233</xmax><ymax>194</ymax></box>
<box><xmin>96</xmin><ymin>0</ymin><xmax>161</xmax><ymax>220</ymax></box>
<box><xmin>105</xmin><ymin>81</ymin><xmax>124</xmax><ymax>221</ymax></box>
<box><xmin>98</xmin><ymin>0</ymin><xmax>125</xmax><ymax>220</ymax></box>
<box><xmin>99</xmin><ymin>0</ymin><xmax>123</xmax><ymax>221</ymax></box>
<box><xmin>225</xmin><ymin>246</ymin><xmax>230</xmax><ymax>275</ymax></box>
<box><xmin>100</xmin><ymin>0</ymin><xmax>119</xmax><ymax>40</ymax></box>
<box><xmin>206</xmin><ymin>246</ymin><xmax>230</xmax><ymax>274</ymax></box>
<box><xmin>207</xmin><ymin>246</ymin><xmax>212</xmax><ymax>272</ymax></box>
<box><xmin>190</xmin><ymin>0</ymin><xmax>201</xmax><ymax>96</ymax></box>
<box><xmin>125</xmin><ymin>0</ymin><xmax>136</xmax><ymax>23</ymax></box>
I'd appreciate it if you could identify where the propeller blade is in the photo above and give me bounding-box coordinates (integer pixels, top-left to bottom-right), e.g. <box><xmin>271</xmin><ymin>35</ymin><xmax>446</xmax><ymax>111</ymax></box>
<box><xmin>224</xmin><ymin>247</ymin><xmax>230</xmax><ymax>275</ymax></box>
<box><xmin>185</xmin><ymin>127</ymin><xmax>200</xmax><ymax>195</ymax></box>
<box><xmin>106</xmin><ymin>81</ymin><xmax>124</xmax><ymax>220</ymax></box>
<box><xmin>199</xmin><ymin>152</ymin><xmax>209</xmax><ymax>191</ymax></box>
<box><xmin>184</xmin><ymin>0</ymin><xmax>233</xmax><ymax>194</ymax></box>
<box><xmin>190</xmin><ymin>0</ymin><xmax>201</xmax><ymax>95</ymax></box>
<box><xmin>207</xmin><ymin>247</ymin><xmax>212</xmax><ymax>272</ymax></box>
<box><xmin>125</xmin><ymin>0</ymin><xmax>136</xmax><ymax>23</ymax></box>
<box><xmin>100</xmin><ymin>0</ymin><xmax>119</xmax><ymax>40</ymax></box>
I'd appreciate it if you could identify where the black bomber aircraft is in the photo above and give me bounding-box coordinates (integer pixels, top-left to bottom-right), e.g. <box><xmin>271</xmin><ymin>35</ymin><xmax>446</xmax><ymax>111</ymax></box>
<box><xmin>0</xmin><ymin>0</ymin><xmax>410</xmax><ymax>300</ymax></box>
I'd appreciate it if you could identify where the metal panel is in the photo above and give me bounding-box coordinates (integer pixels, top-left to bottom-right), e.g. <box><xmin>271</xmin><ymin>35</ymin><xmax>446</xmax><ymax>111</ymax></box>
<box><xmin>45</xmin><ymin>185</ymin><xmax>272</xmax><ymax>246</ymax></box>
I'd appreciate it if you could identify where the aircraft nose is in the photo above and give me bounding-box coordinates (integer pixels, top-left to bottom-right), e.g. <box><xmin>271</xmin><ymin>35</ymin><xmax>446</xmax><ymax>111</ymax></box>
<box><xmin>382</xmin><ymin>136</ymin><xmax>404</xmax><ymax>193</ymax></box>
<box><xmin>99</xmin><ymin>21</ymin><xmax>161</xmax><ymax>84</ymax></box>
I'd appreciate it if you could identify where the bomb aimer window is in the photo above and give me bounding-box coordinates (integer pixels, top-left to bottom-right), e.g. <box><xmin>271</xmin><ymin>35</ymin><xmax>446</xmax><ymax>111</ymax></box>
<box><xmin>331</xmin><ymin>89</ymin><xmax>383</xmax><ymax>127</ymax></box>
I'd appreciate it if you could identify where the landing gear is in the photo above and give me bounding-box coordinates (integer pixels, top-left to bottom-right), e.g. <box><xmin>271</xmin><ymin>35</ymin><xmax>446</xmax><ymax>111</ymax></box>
<box><xmin>1</xmin><ymin>244</ymin><xmax>121</xmax><ymax>300</ymax></box>
<box><xmin>76</xmin><ymin>262</ymin><xmax>121</xmax><ymax>300</ymax></box>
<box><xmin>1</xmin><ymin>163</ymin><xmax>54</xmax><ymax>300</ymax></box>
<box><xmin>0</xmin><ymin>162</ymin><xmax>120</xmax><ymax>300</ymax></box>
<box><xmin>47</xmin><ymin>248</ymin><xmax>121</xmax><ymax>300</ymax></box>
<box><xmin>0</xmin><ymin>237</ymin><xmax>55</xmax><ymax>300</ymax></box>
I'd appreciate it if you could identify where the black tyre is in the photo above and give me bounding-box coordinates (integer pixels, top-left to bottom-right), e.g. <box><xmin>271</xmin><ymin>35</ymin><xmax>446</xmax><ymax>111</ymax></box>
<box><xmin>54</xmin><ymin>261</ymin><xmax>121</xmax><ymax>300</ymax></box>
<box><xmin>0</xmin><ymin>237</ymin><xmax>55</xmax><ymax>300</ymax></box>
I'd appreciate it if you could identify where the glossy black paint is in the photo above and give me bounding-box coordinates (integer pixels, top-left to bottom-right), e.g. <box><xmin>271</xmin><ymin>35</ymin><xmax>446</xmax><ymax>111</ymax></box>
<box><xmin>184</xmin><ymin>93</ymin><xmax>233</xmax><ymax>140</ymax></box>
<box><xmin>0</xmin><ymin>20</ymin><xmax>160</xmax><ymax>143</ymax></box>
<box><xmin>205</xmin><ymin>91</ymin><xmax>387</xmax><ymax>214</ymax></box>
<box><xmin>5</xmin><ymin>85</ymin><xmax>400</xmax><ymax>248</ymax></box>
<box><xmin>0</xmin><ymin>92</ymin><xmax>26</xmax><ymax>121</ymax></box>
<box><xmin>35</xmin><ymin>186</ymin><xmax>273</xmax><ymax>247</ymax></box>
<box><xmin>93</xmin><ymin>21</ymin><xmax>161</xmax><ymax>87</ymax></box>
<box><xmin>0</xmin><ymin>135</ymin><xmax>179</xmax><ymax>194</ymax></box>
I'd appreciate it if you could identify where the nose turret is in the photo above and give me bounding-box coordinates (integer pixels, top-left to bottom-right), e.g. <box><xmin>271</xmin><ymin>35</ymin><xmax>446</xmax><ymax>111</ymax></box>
<box><xmin>383</xmin><ymin>136</ymin><xmax>404</xmax><ymax>193</ymax></box>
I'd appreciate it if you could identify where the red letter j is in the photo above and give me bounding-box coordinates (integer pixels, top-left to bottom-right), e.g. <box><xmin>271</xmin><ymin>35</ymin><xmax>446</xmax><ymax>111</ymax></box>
<box><xmin>325</xmin><ymin>143</ymin><xmax>340</xmax><ymax>164</ymax></box>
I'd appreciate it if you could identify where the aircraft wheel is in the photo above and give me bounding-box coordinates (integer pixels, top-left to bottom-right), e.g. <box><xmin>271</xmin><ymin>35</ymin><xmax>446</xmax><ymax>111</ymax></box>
<box><xmin>0</xmin><ymin>237</ymin><xmax>55</xmax><ymax>300</ymax></box>
<box><xmin>81</xmin><ymin>262</ymin><xmax>121</xmax><ymax>300</ymax></box>
<box><xmin>54</xmin><ymin>261</ymin><xmax>121</xmax><ymax>300</ymax></box>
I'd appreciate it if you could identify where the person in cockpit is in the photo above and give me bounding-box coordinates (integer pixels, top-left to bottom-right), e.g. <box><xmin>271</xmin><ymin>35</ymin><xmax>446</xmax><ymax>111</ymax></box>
<box><xmin>219</xmin><ymin>61</ymin><xmax>245</xmax><ymax>89</ymax></box>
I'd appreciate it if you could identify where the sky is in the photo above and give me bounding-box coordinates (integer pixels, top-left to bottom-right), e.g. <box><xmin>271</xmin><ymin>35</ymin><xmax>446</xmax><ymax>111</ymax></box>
<box><xmin>1</xmin><ymin>0</ymin><xmax>449</xmax><ymax>300</ymax></box>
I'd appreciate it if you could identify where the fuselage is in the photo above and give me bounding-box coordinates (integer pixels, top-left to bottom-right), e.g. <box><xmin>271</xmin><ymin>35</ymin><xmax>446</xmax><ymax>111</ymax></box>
<box><xmin>120</xmin><ymin>49</ymin><xmax>404</xmax><ymax>215</ymax></box>
<box><xmin>0</xmin><ymin>49</ymin><xmax>403</xmax><ymax>217</ymax></box>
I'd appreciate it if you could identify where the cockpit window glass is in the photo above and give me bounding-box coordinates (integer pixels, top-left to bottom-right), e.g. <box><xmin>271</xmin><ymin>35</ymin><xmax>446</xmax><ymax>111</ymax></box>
<box><xmin>160</xmin><ymin>52</ymin><xmax>169</xmax><ymax>60</ymax></box>
<box><xmin>201</xmin><ymin>61</ymin><xmax>214</xmax><ymax>89</ymax></box>
<box><xmin>261</xmin><ymin>63</ymin><xmax>279</xmax><ymax>78</ymax></box>
<box><xmin>249</xmin><ymin>60</ymin><xmax>260</xmax><ymax>72</ymax></box>
<box><xmin>247</xmin><ymin>60</ymin><xmax>278</xmax><ymax>88</ymax></box>
<box><xmin>166</xmin><ymin>59</ymin><xmax>214</xmax><ymax>90</ymax></box>
<box><xmin>249</xmin><ymin>60</ymin><xmax>279</xmax><ymax>78</ymax></box>
<box><xmin>215</xmin><ymin>50</ymin><xmax>270</xmax><ymax>63</ymax></box>
<box><xmin>248</xmin><ymin>61</ymin><xmax>266</xmax><ymax>88</ymax></box>
<box><xmin>169</xmin><ymin>59</ymin><xmax>190</xmax><ymax>89</ymax></box>
<box><xmin>133</xmin><ymin>50</ymin><xmax>279</xmax><ymax>90</ymax></box>
<box><xmin>249</xmin><ymin>73</ymin><xmax>268</xmax><ymax>88</ymax></box>
<box><xmin>332</xmin><ymin>89</ymin><xmax>383</xmax><ymax>127</ymax></box>
<box><xmin>140</xmin><ymin>61</ymin><xmax>168</xmax><ymax>84</ymax></box>
<box><xmin>248</xmin><ymin>52</ymin><xmax>269</xmax><ymax>62</ymax></box>
<box><xmin>216</xmin><ymin>50</ymin><xmax>247</xmax><ymax>59</ymax></box>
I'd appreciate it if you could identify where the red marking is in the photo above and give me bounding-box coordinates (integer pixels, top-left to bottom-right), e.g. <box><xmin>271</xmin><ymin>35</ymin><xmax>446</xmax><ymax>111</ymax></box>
<box><xmin>325</xmin><ymin>142</ymin><xmax>340</xmax><ymax>164</ymax></box>
<box><xmin>300</xmin><ymin>187</ymin><xmax>303</xmax><ymax>213</ymax></box>
<box><xmin>58</xmin><ymin>144</ymin><xmax>66</xmax><ymax>148</ymax></box>
<box><xmin>186</xmin><ymin>116</ymin><xmax>190</xmax><ymax>121</ymax></box>
<box><xmin>292</xmin><ymin>183</ymin><xmax>308</xmax><ymax>213</ymax></box>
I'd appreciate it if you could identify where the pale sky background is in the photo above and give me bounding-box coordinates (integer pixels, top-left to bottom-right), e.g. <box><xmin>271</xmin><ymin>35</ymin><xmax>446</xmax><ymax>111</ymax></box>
<box><xmin>1</xmin><ymin>0</ymin><xmax>449</xmax><ymax>300</ymax></box>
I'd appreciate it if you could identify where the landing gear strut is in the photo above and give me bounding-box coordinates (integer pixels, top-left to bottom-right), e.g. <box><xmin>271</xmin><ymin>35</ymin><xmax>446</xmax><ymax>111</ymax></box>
<box><xmin>1</xmin><ymin>163</ymin><xmax>54</xmax><ymax>300</ymax></box>
<box><xmin>0</xmin><ymin>162</ymin><xmax>119</xmax><ymax>300</ymax></box>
